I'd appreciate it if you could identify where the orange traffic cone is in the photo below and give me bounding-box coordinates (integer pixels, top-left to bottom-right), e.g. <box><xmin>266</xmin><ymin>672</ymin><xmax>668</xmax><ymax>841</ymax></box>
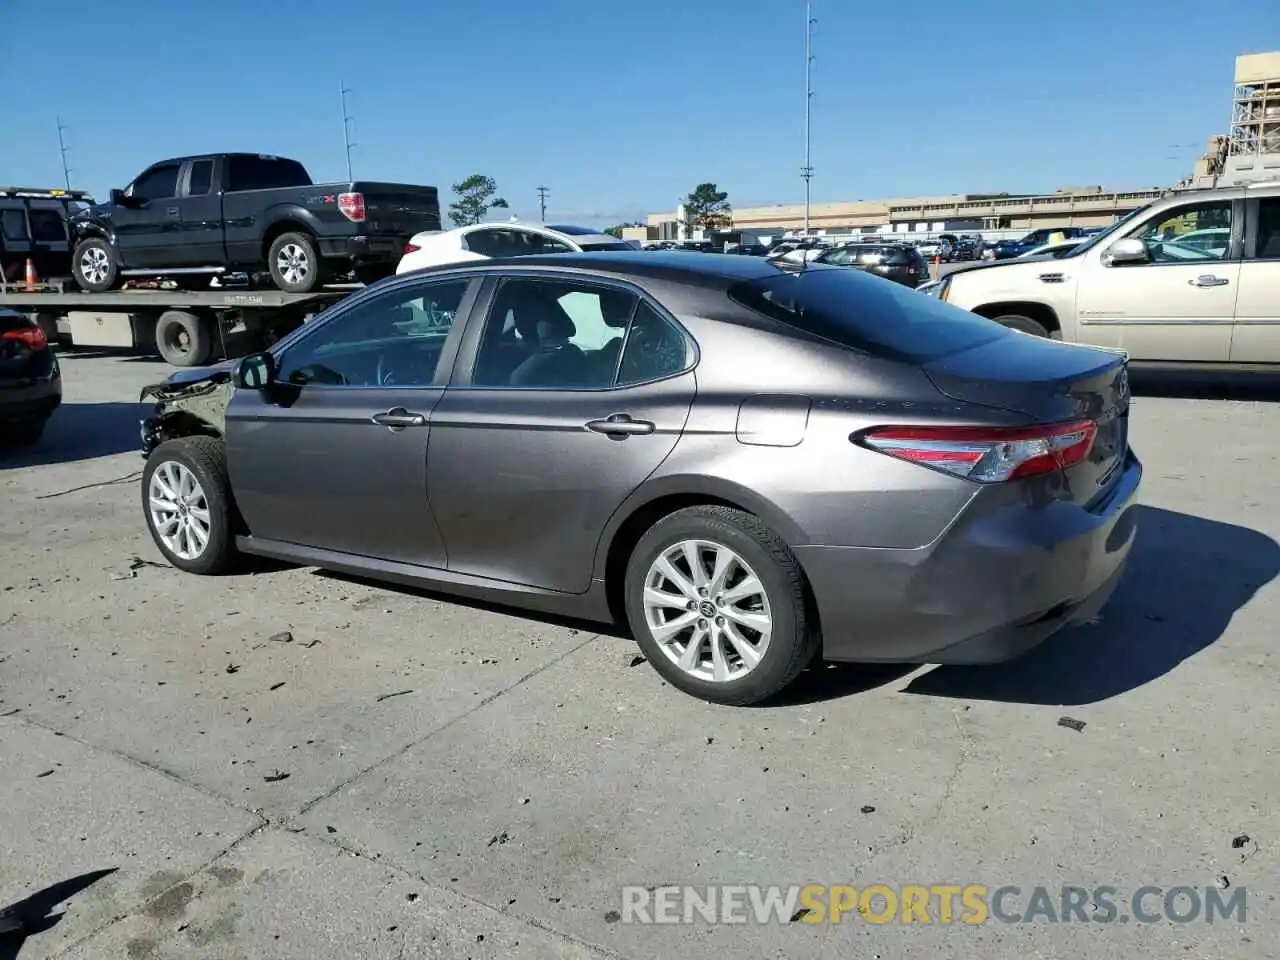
<box><xmin>23</xmin><ymin>258</ymin><xmax>37</xmax><ymax>291</ymax></box>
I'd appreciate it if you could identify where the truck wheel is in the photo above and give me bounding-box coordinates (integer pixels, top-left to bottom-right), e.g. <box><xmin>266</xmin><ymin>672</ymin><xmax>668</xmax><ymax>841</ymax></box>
<box><xmin>268</xmin><ymin>232</ymin><xmax>324</xmax><ymax>293</ymax></box>
<box><xmin>993</xmin><ymin>314</ymin><xmax>1051</xmax><ymax>338</ymax></box>
<box><xmin>72</xmin><ymin>237</ymin><xmax>120</xmax><ymax>293</ymax></box>
<box><xmin>155</xmin><ymin>310</ymin><xmax>214</xmax><ymax>367</ymax></box>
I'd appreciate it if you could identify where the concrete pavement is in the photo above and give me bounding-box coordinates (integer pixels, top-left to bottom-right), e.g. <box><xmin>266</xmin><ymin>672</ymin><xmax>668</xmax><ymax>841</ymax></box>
<box><xmin>1</xmin><ymin>351</ymin><xmax>1277</xmax><ymax>958</ymax></box>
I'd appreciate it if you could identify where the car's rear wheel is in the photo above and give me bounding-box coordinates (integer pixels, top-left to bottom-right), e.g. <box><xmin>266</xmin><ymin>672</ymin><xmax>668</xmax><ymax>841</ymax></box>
<box><xmin>993</xmin><ymin>314</ymin><xmax>1051</xmax><ymax>338</ymax></box>
<box><xmin>624</xmin><ymin>505</ymin><xmax>820</xmax><ymax>705</ymax></box>
<box><xmin>142</xmin><ymin>436</ymin><xmax>239</xmax><ymax>575</ymax></box>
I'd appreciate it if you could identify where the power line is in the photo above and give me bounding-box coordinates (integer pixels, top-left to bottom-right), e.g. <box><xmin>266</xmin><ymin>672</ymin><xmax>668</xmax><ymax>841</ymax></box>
<box><xmin>56</xmin><ymin>116</ymin><xmax>73</xmax><ymax>191</ymax></box>
<box><xmin>339</xmin><ymin>82</ymin><xmax>356</xmax><ymax>180</ymax></box>
<box><xmin>536</xmin><ymin>185</ymin><xmax>549</xmax><ymax>221</ymax></box>
<box><xmin>802</xmin><ymin>0</ymin><xmax>816</xmax><ymax>235</ymax></box>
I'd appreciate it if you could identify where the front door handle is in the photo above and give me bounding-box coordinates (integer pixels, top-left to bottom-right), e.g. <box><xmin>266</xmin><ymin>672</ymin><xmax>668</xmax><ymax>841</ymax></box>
<box><xmin>166</xmin><ymin>206</ymin><xmax>180</xmax><ymax>218</ymax></box>
<box><xmin>1188</xmin><ymin>275</ymin><xmax>1229</xmax><ymax>287</ymax></box>
<box><xmin>585</xmin><ymin>413</ymin><xmax>656</xmax><ymax>438</ymax></box>
<box><xmin>371</xmin><ymin>407</ymin><xmax>426</xmax><ymax>428</ymax></box>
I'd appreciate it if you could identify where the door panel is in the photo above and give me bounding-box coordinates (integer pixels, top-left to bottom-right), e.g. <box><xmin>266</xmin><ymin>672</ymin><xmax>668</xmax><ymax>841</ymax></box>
<box><xmin>178</xmin><ymin>159</ymin><xmax>224</xmax><ymax>266</ymax></box>
<box><xmin>1231</xmin><ymin>197</ymin><xmax>1280</xmax><ymax>363</ymax></box>
<box><xmin>427</xmin><ymin>375</ymin><xmax>695</xmax><ymax>592</ymax></box>
<box><xmin>1075</xmin><ymin>199</ymin><xmax>1240</xmax><ymax>361</ymax></box>
<box><xmin>116</xmin><ymin>163</ymin><xmax>183</xmax><ymax>268</ymax></box>
<box><xmin>226</xmin><ymin>385</ymin><xmax>447</xmax><ymax>565</ymax></box>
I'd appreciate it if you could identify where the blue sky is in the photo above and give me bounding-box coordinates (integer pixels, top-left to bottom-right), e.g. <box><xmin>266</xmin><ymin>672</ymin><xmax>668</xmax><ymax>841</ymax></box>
<box><xmin>2</xmin><ymin>0</ymin><xmax>1276</xmax><ymax>226</ymax></box>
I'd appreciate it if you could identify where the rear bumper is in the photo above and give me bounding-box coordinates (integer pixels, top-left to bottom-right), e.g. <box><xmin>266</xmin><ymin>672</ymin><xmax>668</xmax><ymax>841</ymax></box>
<box><xmin>317</xmin><ymin>234</ymin><xmax>405</xmax><ymax>265</ymax></box>
<box><xmin>0</xmin><ymin>358</ymin><xmax>61</xmax><ymax>424</ymax></box>
<box><xmin>795</xmin><ymin>451</ymin><xmax>1142</xmax><ymax>664</ymax></box>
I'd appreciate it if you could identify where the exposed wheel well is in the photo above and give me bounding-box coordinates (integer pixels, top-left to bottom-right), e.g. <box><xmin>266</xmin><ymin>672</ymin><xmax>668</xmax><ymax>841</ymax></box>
<box><xmin>972</xmin><ymin>301</ymin><xmax>1061</xmax><ymax>336</ymax></box>
<box><xmin>154</xmin><ymin>411</ymin><xmax>222</xmax><ymax>445</ymax></box>
<box><xmin>261</xmin><ymin>221</ymin><xmax>313</xmax><ymax>262</ymax></box>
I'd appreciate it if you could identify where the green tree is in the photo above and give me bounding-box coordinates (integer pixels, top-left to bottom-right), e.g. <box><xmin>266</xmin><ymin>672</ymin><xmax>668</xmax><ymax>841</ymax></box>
<box><xmin>682</xmin><ymin>183</ymin><xmax>732</xmax><ymax>235</ymax></box>
<box><xmin>448</xmin><ymin>174</ymin><xmax>509</xmax><ymax>227</ymax></box>
<box><xmin>604</xmin><ymin>221</ymin><xmax>644</xmax><ymax>239</ymax></box>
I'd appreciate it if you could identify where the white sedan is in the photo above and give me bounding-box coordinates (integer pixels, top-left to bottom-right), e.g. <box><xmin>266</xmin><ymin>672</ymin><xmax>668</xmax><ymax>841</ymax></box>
<box><xmin>396</xmin><ymin>222</ymin><xmax>632</xmax><ymax>274</ymax></box>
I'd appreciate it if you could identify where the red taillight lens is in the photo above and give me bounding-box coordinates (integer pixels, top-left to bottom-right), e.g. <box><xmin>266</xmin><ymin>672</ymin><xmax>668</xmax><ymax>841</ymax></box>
<box><xmin>338</xmin><ymin>192</ymin><xmax>366</xmax><ymax>222</ymax></box>
<box><xmin>1</xmin><ymin>325</ymin><xmax>47</xmax><ymax>350</ymax></box>
<box><xmin>402</xmin><ymin>242</ymin><xmax>420</xmax><ymax>254</ymax></box>
<box><xmin>859</xmin><ymin>419</ymin><xmax>1097</xmax><ymax>483</ymax></box>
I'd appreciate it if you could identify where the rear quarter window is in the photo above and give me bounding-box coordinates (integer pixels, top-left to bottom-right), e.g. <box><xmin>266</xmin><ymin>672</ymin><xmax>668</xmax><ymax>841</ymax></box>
<box><xmin>727</xmin><ymin>266</ymin><xmax>1009</xmax><ymax>364</ymax></box>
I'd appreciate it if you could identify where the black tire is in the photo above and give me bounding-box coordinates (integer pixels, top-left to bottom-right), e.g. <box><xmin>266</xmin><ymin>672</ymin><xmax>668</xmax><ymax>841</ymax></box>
<box><xmin>71</xmin><ymin>237</ymin><xmax>120</xmax><ymax>293</ymax></box>
<box><xmin>267</xmin><ymin>231</ymin><xmax>324</xmax><ymax>293</ymax></box>
<box><xmin>155</xmin><ymin>310</ymin><xmax>214</xmax><ymax>367</ymax></box>
<box><xmin>354</xmin><ymin>264</ymin><xmax>393</xmax><ymax>286</ymax></box>
<box><xmin>141</xmin><ymin>436</ymin><xmax>240</xmax><ymax>575</ymax></box>
<box><xmin>993</xmin><ymin>314</ymin><xmax>1051</xmax><ymax>338</ymax></box>
<box><xmin>624</xmin><ymin>505</ymin><xmax>820</xmax><ymax>706</ymax></box>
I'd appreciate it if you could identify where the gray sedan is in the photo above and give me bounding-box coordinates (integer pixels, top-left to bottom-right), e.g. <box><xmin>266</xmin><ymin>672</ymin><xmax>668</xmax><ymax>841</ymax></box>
<box><xmin>137</xmin><ymin>252</ymin><xmax>1142</xmax><ymax>705</ymax></box>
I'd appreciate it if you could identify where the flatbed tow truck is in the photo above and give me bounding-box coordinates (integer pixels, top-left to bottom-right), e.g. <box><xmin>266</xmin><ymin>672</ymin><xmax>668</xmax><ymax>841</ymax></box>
<box><xmin>0</xmin><ymin>278</ymin><xmax>358</xmax><ymax>367</ymax></box>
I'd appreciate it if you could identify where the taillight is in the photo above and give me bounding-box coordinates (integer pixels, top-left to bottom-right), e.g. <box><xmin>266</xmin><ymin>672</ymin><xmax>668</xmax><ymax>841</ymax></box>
<box><xmin>1</xmin><ymin>325</ymin><xmax>47</xmax><ymax>350</ymax></box>
<box><xmin>858</xmin><ymin>419</ymin><xmax>1097</xmax><ymax>483</ymax></box>
<box><xmin>402</xmin><ymin>241</ymin><xmax>420</xmax><ymax>254</ymax></box>
<box><xmin>338</xmin><ymin>192</ymin><xmax>366</xmax><ymax>222</ymax></box>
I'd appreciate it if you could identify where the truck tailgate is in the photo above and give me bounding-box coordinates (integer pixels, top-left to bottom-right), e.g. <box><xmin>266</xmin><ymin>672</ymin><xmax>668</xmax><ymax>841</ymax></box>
<box><xmin>353</xmin><ymin>183</ymin><xmax>440</xmax><ymax>235</ymax></box>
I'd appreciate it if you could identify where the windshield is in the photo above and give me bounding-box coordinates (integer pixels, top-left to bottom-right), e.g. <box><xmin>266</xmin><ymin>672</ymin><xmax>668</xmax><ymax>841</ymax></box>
<box><xmin>1057</xmin><ymin>204</ymin><xmax>1153</xmax><ymax>259</ymax></box>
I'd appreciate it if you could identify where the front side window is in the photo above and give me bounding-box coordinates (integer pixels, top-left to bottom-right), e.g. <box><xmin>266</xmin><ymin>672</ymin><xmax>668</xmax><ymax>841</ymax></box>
<box><xmin>1131</xmin><ymin>201</ymin><xmax>1233</xmax><ymax>262</ymax></box>
<box><xmin>470</xmin><ymin>278</ymin><xmax>689</xmax><ymax>389</ymax></box>
<box><xmin>277</xmin><ymin>278</ymin><xmax>470</xmax><ymax>387</ymax></box>
<box><xmin>130</xmin><ymin>165</ymin><xmax>180</xmax><ymax>202</ymax></box>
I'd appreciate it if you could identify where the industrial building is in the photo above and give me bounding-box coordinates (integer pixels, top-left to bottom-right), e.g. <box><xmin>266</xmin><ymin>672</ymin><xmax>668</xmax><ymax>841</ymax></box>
<box><xmin>630</xmin><ymin>50</ymin><xmax>1280</xmax><ymax>247</ymax></box>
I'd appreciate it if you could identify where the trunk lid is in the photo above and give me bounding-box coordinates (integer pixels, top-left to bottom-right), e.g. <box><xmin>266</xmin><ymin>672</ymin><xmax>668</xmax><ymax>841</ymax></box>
<box><xmin>350</xmin><ymin>182</ymin><xmax>441</xmax><ymax>235</ymax></box>
<box><xmin>924</xmin><ymin>333</ymin><xmax>1131</xmax><ymax>497</ymax></box>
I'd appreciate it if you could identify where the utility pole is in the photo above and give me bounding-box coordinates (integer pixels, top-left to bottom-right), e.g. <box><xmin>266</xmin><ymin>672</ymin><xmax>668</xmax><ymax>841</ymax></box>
<box><xmin>56</xmin><ymin>116</ymin><xmax>73</xmax><ymax>191</ymax></box>
<box><xmin>536</xmin><ymin>185</ymin><xmax>549</xmax><ymax>222</ymax></box>
<box><xmin>339</xmin><ymin>82</ymin><xmax>356</xmax><ymax>180</ymax></box>
<box><xmin>802</xmin><ymin>0</ymin><xmax>815</xmax><ymax>236</ymax></box>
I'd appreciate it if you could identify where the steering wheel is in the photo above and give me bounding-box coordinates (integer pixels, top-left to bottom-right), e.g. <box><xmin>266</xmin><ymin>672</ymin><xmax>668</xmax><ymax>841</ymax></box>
<box><xmin>375</xmin><ymin>353</ymin><xmax>395</xmax><ymax>386</ymax></box>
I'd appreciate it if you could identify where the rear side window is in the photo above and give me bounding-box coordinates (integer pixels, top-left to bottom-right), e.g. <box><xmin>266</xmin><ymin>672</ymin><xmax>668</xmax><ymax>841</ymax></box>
<box><xmin>727</xmin><ymin>268</ymin><xmax>1008</xmax><ymax>364</ymax></box>
<box><xmin>188</xmin><ymin>160</ymin><xmax>214</xmax><ymax>196</ymax></box>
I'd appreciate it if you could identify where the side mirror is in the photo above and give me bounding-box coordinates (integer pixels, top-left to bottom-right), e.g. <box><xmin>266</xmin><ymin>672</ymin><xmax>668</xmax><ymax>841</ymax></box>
<box><xmin>1102</xmin><ymin>237</ymin><xmax>1148</xmax><ymax>266</ymax></box>
<box><xmin>234</xmin><ymin>351</ymin><xmax>276</xmax><ymax>389</ymax></box>
<box><xmin>109</xmin><ymin>188</ymin><xmax>125</xmax><ymax>205</ymax></box>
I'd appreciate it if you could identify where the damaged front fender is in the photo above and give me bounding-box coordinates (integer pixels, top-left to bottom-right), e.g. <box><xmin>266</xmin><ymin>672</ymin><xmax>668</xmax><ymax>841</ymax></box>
<box><xmin>139</xmin><ymin>365</ymin><xmax>237</xmax><ymax>456</ymax></box>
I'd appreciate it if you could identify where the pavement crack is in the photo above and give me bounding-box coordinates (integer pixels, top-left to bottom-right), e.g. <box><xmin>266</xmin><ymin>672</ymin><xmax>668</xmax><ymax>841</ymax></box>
<box><xmin>858</xmin><ymin>706</ymin><xmax>978</xmax><ymax>868</ymax></box>
<box><xmin>301</xmin><ymin>825</ymin><xmax>625</xmax><ymax>959</ymax></box>
<box><xmin>296</xmin><ymin>630</ymin><xmax>604</xmax><ymax>817</ymax></box>
<box><xmin>3</xmin><ymin>708</ymin><xmax>268</xmax><ymax>822</ymax></box>
<box><xmin>48</xmin><ymin>820</ymin><xmax>268</xmax><ymax>958</ymax></box>
<box><xmin>35</xmin><ymin>470</ymin><xmax>143</xmax><ymax>500</ymax></box>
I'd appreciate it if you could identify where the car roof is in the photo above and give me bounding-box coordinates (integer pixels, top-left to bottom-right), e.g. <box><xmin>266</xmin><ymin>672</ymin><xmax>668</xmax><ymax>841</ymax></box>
<box><xmin>405</xmin><ymin>250</ymin><xmax>796</xmax><ymax>285</ymax></box>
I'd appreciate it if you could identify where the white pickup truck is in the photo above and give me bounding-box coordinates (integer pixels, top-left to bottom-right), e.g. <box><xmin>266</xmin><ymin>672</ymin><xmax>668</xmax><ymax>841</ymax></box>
<box><xmin>925</xmin><ymin>180</ymin><xmax>1280</xmax><ymax>365</ymax></box>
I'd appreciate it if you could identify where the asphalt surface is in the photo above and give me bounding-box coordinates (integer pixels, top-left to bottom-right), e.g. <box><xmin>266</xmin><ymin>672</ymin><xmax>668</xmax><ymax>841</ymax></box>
<box><xmin>1</xmin><ymin>351</ymin><xmax>1278</xmax><ymax>959</ymax></box>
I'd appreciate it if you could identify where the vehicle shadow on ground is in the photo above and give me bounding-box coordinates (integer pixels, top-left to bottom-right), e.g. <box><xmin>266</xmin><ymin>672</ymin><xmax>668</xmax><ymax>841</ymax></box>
<box><xmin>0</xmin><ymin>403</ymin><xmax>148</xmax><ymax>468</ymax></box>
<box><xmin>900</xmin><ymin>504</ymin><xmax>1278</xmax><ymax>706</ymax></box>
<box><xmin>1131</xmin><ymin>369</ymin><xmax>1280</xmax><ymax>402</ymax></box>
<box><xmin>0</xmin><ymin>868</ymin><xmax>116</xmax><ymax>960</ymax></box>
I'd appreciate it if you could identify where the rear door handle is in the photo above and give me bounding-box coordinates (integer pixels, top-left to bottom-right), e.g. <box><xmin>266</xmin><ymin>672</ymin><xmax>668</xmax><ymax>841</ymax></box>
<box><xmin>1188</xmin><ymin>275</ymin><xmax>1229</xmax><ymax>287</ymax></box>
<box><xmin>371</xmin><ymin>407</ymin><xmax>426</xmax><ymax>428</ymax></box>
<box><xmin>585</xmin><ymin>413</ymin><xmax>655</xmax><ymax>438</ymax></box>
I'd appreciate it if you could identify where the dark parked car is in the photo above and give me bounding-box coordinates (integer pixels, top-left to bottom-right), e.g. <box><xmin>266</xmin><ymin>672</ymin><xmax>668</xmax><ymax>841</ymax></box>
<box><xmin>136</xmin><ymin>253</ymin><xmax>1141</xmax><ymax>705</ymax></box>
<box><xmin>815</xmin><ymin>243</ymin><xmax>929</xmax><ymax>286</ymax></box>
<box><xmin>69</xmin><ymin>153</ymin><xmax>441</xmax><ymax>294</ymax></box>
<box><xmin>1</xmin><ymin>186</ymin><xmax>93</xmax><ymax>285</ymax></box>
<box><xmin>990</xmin><ymin>227</ymin><xmax>1088</xmax><ymax>260</ymax></box>
<box><xmin>0</xmin><ymin>308</ymin><xmax>60</xmax><ymax>445</ymax></box>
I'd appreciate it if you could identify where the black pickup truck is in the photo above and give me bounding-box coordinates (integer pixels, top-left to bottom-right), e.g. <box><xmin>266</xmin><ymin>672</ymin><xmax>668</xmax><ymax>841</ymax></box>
<box><xmin>69</xmin><ymin>153</ymin><xmax>440</xmax><ymax>293</ymax></box>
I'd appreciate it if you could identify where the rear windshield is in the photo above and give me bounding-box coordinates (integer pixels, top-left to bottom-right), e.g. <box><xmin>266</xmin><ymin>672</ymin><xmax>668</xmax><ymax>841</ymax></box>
<box><xmin>727</xmin><ymin>266</ymin><xmax>1008</xmax><ymax>363</ymax></box>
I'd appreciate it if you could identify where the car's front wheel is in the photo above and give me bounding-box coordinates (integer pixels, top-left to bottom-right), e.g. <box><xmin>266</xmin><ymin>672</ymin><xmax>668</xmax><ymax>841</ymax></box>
<box><xmin>142</xmin><ymin>436</ymin><xmax>239</xmax><ymax>575</ymax></box>
<box><xmin>624</xmin><ymin>505</ymin><xmax>820</xmax><ymax>705</ymax></box>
